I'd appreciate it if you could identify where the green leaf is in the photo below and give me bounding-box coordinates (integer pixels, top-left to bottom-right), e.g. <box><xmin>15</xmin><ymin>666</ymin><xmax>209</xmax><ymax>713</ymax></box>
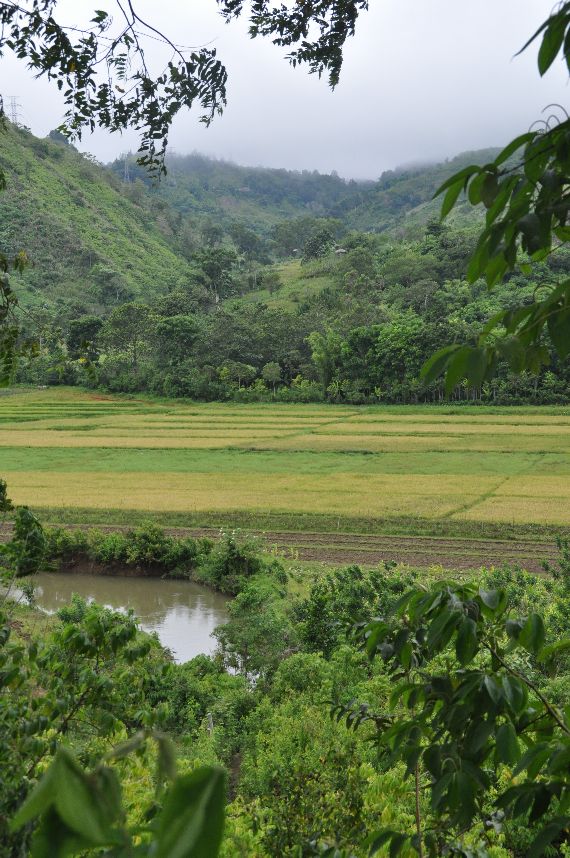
<box><xmin>440</xmin><ymin>180</ymin><xmax>465</xmax><ymax>218</ymax></box>
<box><xmin>444</xmin><ymin>346</ymin><xmax>490</xmax><ymax>393</ymax></box>
<box><xmin>426</xmin><ymin>608</ymin><xmax>458</xmax><ymax>650</ymax></box>
<box><xmin>469</xmin><ymin>719</ymin><xmax>494</xmax><ymax>753</ymax></box>
<box><xmin>10</xmin><ymin>758</ymin><xmax>58</xmax><ymax>830</ymax></box>
<box><xmin>456</xmin><ymin>617</ymin><xmax>478</xmax><ymax>665</ymax></box>
<box><xmin>421</xmin><ymin>344</ymin><xmax>460</xmax><ymax>383</ymax></box>
<box><xmin>481</xmin><ymin>173</ymin><xmax>499</xmax><ymax>208</ymax></box>
<box><xmin>495</xmin><ymin>723</ymin><xmax>520</xmax><ymax>765</ymax></box>
<box><xmin>389</xmin><ymin>833</ymin><xmax>409</xmax><ymax>857</ymax></box>
<box><xmin>555</xmin><ymin>226</ymin><xmax>570</xmax><ymax>242</ymax></box>
<box><xmin>444</xmin><ymin>346</ymin><xmax>470</xmax><ymax>394</ymax></box>
<box><xmin>157</xmin><ymin>734</ymin><xmax>177</xmax><ymax>783</ymax></box>
<box><xmin>155</xmin><ymin>767</ymin><xmax>225</xmax><ymax>858</ymax></box>
<box><xmin>480</xmin><ymin>309</ymin><xmax>507</xmax><ymax>339</ymax></box>
<box><xmin>547</xmin><ymin>307</ymin><xmax>570</xmax><ymax>360</ymax></box>
<box><xmin>368</xmin><ymin>830</ymin><xmax>394</xmax><ymax>855</ymax></box>
<box><xmin>464</xmin><ymin>347</ymin><xmax>488</xmax><ymax>389</ymax></box>
<box><xmin>479</xmin><ymin>588</ymin><xmax>500</xmax><ymax>610</ymax></box>
<box><xmin>368</xmin><ymin>830</ymin><xmax>407</xmax><ymax>856</ymax></box>
<box><xmin>538</xmin><ymin>16</ymin><xmax>567</xmax><ymax>75</ymax></box>
<box><xmin>539</xmin><ymin>638</ymin><xmax>570</xmax><ymax>663</ymax></box>
<box><xmin>28</xmin><ymin>807</ymin><xmax>91</xmax><ymax>858</ymax></box>
<box><xmin>53</xmin><ymin>751</ymin><xmax>119</xmax><ymax>845</ymax></box>
<box><xmin>518</xmin><ymin>613</ymin><xmax>546</xmax><ymax>656</ymax></box>
<box><xmin>494</xmin><ymin>132</ymin><xmax>536</xmax><ymax>166</ymax></box>
<box><xmin>484</xmin><ymin>675</ymin><xmax>503</xmax><ymax>706</ymax></box>
<box><xmin>547</xmin><ymin>744</ymin><xmax>570</xmax><ymax>775</ymax></box>
<box><xmin>434</xmin><ymin>165</ymin><xmax>481</xmax><ymax>196</ymax></box>
<box><xmin>468</xmin><ymin>172</ymin><xmax>487</xmax><ymax>206</ymax></box>
<box><xmin>502</xmin><ymin>676</ymin><xmax>527</xmax><ymax>713</ymax></box>
<box><xmin>514</xmin><ymin>743</ymin><xmax>551</xmax><ymax>779</ymax></box>
<box><xmin>12</xmin><ymin>749</ymin><xmax>121</xmax><ymax>847</ymax></box>
<box><xmin>528</xmin><ymin>816</ymin><xmax>570</xmax><ymax>857</ymax></box>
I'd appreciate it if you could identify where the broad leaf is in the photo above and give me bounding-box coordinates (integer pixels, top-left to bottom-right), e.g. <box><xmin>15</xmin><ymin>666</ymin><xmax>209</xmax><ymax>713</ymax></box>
<box><xmin>155</xmin><ymin>767</ymin><xmax>226</xmax><ymax>858</ymax></box>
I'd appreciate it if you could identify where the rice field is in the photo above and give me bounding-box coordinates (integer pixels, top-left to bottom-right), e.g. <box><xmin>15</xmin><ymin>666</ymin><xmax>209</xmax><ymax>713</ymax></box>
<box><xmin>1</xmin><ymin>387</ymin><xmax>570</xmax><ymax>527</ymax></box>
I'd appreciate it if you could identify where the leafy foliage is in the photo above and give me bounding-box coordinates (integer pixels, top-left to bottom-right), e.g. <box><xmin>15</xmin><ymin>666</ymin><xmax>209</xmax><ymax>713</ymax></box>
<box><xmin>0</xmin><ymin>3</ymin><xmax>227</xmax><ymax>174</ymax></box>
<box><xmin>348</xmin><ymin>577</ymin><xmax>570</xmax><ymax>856</ymax></box>
<box><xmin>427</xmin><ymin>3</ymin><xmax>570</xmax><ymax>390</ymax></box>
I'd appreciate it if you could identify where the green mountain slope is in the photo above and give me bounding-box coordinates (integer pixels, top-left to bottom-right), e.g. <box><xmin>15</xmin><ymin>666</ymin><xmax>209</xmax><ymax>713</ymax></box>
<box><xmin>112</xmin><ymin>147</ymin><xmax>499</xmax><ymax>237</ymax></box>
<box><xmin>110</xmin><ymin>151</ymin><xmax>370</xmax><ymax>233</ymax></box>
<box><xmin>0</xmin><ymin>125</ymin><xmax>190</xmax><ymax>313</ymax></box>
<box><xmin>339</xmin><ymin>148</ymin><xmax>500</xmax><ymax>233</ymax></box>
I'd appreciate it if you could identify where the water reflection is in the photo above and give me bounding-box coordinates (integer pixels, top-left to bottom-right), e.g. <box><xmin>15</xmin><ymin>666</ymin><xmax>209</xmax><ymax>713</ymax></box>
<box><xmin>27</xmin><ymin>573</ymin><xmax>229</xmax><ymax>664</ymax></box>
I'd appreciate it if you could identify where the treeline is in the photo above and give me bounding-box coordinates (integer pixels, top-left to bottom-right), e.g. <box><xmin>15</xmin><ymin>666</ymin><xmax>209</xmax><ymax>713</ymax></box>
<box><xmin>18</xmin><ymin>219</ymin><xmax>570</xmax><ymax>405</ymax></box>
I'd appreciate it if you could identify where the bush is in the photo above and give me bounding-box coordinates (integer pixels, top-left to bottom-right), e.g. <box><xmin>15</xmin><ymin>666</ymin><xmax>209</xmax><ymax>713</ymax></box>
<box><xmin>44</xmin><ymin>523</ymin><xmax>210</xmax><ymax>576</ymax></box>
<box><xmin>198</xmin><ymin>530</ymin><xmax>284</xmax><ymax>595</ymax></box>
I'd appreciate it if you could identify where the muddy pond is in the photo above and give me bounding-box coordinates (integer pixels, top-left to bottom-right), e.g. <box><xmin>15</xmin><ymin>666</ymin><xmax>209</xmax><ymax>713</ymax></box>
<box><xmin>25</xmin><ymin>573</ymin><xmax>230</xmax><ymax>663</ymax></box>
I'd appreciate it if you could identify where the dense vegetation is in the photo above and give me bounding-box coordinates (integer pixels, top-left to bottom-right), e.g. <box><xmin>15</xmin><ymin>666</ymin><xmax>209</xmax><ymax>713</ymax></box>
<box><xmin>6</xmin><ymin>126</ymin><xmax>569</xmax><ymax>404</ymax></box>
<box><xmin>4</xmin><ymin>484</ymin><xmax>570</xmax><ymax>856</ymax></box>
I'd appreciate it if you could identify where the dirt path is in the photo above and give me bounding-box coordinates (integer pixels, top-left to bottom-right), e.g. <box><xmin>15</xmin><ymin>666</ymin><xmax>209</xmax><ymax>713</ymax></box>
<box><xmin>1</xmin><ymin>522</ymin><xmax>558</xmax><ymax>573</ymax></box>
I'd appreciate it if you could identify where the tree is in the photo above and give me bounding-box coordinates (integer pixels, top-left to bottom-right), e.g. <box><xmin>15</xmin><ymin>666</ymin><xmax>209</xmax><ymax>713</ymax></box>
<box><xmin>262</xmin><ymin>269</ymin><xmax>283</xmax><ymax>295</ymax></box>
<box><xmin>153</xmin><ymin>314</ymin><xmax>200</xmax><ymax>366</ymax></box>
<box><xmin>47</xmin><ymin>128</ymin><xmax>70</xmax><ymax>146</ymax></box>
<box><xmin>191</xmin><ymin>247</ymin><xmax>238</xmax><ymax>301</ymax></box>
<box><xmin>303</xmin><ymin>227</ymin><xmax>335</xmax><ymax>262</ymax></box>
<box><xmin>219</xmin><ymin>359</ymin><xmax>257</xmax><ymax>388</ymax></box>
<box><xmin>340</xmin><ymin>575</ymin><xmax>570</xmax><ymax>857</ymax></box>
<box><xmin>100</xmin><ymin>302</ymin><xmax>154</xmax><ymax>368</ymax></box>
<box><xmin>308</xmin><ymin>329</ymin><xmax>342</xmax><ymax>395</ymax></box>
<box><xmin>228</xmin><ymin>222</ymin><xmax>262</xmax><ymax>258</ymax></box>
<box><xmin>66</xmin><ymin>315</ymin><xmax>103</xmax><ymax>361</ymax></box>
<box><xmin>262</xmin><ymin>360</ymin><xmax>282</xmax><ymax>393</ymax></box>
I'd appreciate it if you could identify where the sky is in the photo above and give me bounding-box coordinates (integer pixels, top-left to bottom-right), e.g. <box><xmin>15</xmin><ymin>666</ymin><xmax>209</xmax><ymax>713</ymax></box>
<box><xmin>0</xmin><ymin>0</ymin><xmax>568</xmax><ymax>179</ymax></box>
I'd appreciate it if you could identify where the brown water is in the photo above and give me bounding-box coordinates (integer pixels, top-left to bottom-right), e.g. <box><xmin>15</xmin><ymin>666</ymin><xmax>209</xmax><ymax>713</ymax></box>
<box><xmin>27</xmin><ymin>573</ymin><xmax>229</xmax><ymax>664</ymax></box>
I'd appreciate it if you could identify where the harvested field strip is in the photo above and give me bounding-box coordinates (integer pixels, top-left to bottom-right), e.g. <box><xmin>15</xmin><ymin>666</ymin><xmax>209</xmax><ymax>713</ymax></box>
<box><xmin>7</xmin><ymin>470</ymin><xmax>477</xmax><ymax>518</ymax></box>
<box><xmin>318</xmin><ymin>423</ymin><xmax>570</xmax><ymax>435</ymax></box>
<box><xmin>0</xmin><ymin>434</ymin><xmax>253</xmax><ymax>449</ymax></box>
<box><xmin>253</xmin><ymin>433</ymin><xmax>570</xmax><ymax>453</ymax></box>
<box><xmin>346</xmin><ymin>414</ymin><xmax>570</xmax><ymax>425</ymax></box>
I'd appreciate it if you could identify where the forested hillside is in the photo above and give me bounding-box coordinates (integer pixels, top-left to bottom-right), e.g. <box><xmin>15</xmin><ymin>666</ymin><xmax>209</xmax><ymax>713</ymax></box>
<box><xmin>4</xmin><ymin>125</ymin><xmax>570</xmax><ymax>404</ymax></box>
<box><xmin>110</xmin><ymin>147</ymin><xmax>493</xmax><ymax>236</ymax></box>
<box><xmin>110</xmin><ymin>152</ymin><xmax>371</xmax><ymax>232</ymax></box>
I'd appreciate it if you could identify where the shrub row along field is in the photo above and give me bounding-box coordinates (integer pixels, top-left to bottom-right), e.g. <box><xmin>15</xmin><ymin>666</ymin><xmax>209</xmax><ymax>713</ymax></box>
<box><xmin>1</xmin><ymin>388</ymin><xmax>570</xmax><ymax>529</ymax></box>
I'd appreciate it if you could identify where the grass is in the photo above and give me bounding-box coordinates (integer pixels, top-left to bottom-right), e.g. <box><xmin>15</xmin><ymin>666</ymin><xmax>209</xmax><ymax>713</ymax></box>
<box><xmin>230</xmin><ymin>259</ymin><xmax>335</xmax><ymax>310</ymax></box>
<box><xmin>3</xmin><ymin>387</ymin><xmax>570</xmax><ymax>531</ymax></box>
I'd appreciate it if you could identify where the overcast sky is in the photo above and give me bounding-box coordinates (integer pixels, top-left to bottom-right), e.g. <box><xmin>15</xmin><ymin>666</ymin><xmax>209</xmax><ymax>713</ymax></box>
<box><xmin>1</xmin><ymin>1</ymin><xmax>568</xmax><ymax>179</ymax></box>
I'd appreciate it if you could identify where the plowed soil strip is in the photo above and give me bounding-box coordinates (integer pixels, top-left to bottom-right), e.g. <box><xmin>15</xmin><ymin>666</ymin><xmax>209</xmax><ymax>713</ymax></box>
<box><xmin>0</xmin><ymin>524</ymin><xmax>557</xmax><ymax>573</ymax></box>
